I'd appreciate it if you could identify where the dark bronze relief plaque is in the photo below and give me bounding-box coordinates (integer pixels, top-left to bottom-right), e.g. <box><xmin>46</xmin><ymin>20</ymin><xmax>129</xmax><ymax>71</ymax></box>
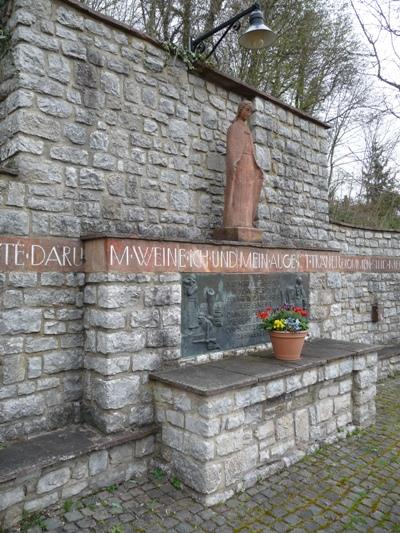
<box><xmin>181</xmin><ymin>273</ymin><xmax>309</xmax><ymax>357</ymax></box>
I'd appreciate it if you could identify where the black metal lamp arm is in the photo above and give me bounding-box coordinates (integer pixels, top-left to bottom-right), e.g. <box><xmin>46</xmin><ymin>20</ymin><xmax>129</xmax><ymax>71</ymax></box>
<box><xmin>190</xmin><ymin>2</ymin><xmax>260</xmax><ymax>54</ymax></box>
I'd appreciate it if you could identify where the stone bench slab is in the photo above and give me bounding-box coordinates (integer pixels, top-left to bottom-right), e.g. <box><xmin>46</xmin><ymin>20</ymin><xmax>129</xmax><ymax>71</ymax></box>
<box><xmin>0</xmin><ymin>424</ymin><xmax>157</xmax><ymax>484</ymax></box>
<box><xmin>150</xmin><ymin>364</ymin><xmax>258</xmax><ymax>396</ymax></box>
<box><xmin>377</xmin><ymin>344</ymin><xmax>400</xmax><ymax>381</ymax></box>
<box><xmin>377</xmin><ymin>344</ymin><xmax>400</xmax><ymax>360</ymax></box>
<box><xmin>151</xmin><ymin>339</ymin><xmax>380</xmax><ymax>396</ymax></box>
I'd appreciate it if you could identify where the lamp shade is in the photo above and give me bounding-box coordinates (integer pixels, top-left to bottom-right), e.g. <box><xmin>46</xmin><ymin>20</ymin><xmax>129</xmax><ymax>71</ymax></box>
<box><xmin>238</xmin><ymin>9</ymin><xmax>276</xmax><ymax>49</ymax></box>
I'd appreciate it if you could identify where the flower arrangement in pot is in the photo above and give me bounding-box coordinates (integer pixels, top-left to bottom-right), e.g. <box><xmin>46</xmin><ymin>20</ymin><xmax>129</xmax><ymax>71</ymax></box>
<box><xmin>256</xmin><ymin>304</ymin><xmax>309</xmax><ymax>361</ymax></box>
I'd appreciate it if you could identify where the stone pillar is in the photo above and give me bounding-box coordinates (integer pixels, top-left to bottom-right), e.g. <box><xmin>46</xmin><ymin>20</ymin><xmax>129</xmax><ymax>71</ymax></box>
<box><xmin>83</xmin><ymin>272</ymin><xmax>181</xmax><ymax>433</ymax></box>
<box><xmin>153</xmin><ymin>382</ymin><xmax>236</xmax><ymax>506</ymax></box>
<box><xmin>352</xmin><ymin>351</ymin><xmax>378</xmax><ymax>427</ymax></box>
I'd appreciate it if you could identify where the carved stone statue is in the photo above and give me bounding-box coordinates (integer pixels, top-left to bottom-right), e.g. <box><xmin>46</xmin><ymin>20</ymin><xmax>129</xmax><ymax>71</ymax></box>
<box><xmin>222</xmin><ymin>100</ymin><xmax>264</xmax><ymax>238</ymax></box>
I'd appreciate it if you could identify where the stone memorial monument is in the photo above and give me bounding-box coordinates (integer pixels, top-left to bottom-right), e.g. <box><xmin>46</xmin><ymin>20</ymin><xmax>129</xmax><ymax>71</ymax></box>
<box><xmin>0</xmin><ymin>0</ymin><xmax>397</xmax><ymax>525</ymax></box>
<box><xmin>214</xmin><ymin>100</ymin><xmax>264</xmax><ymax>242</ymax></box>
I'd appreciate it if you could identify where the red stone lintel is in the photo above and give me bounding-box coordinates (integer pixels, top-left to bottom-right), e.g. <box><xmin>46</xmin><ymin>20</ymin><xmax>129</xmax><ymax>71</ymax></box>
<box><xmin>0</xmin><ymin>236</ymin><xmax>83</xmax><ymax>272</ymax></box>
<box><xmin>1</xmin><ymin>236</ymin><xmax>400</xmax><ymax>274</ymax></box>
<box><xmin>84</xmin><ymin>237</ymin><xmax>400</xmax><ymax>275</ymax></box>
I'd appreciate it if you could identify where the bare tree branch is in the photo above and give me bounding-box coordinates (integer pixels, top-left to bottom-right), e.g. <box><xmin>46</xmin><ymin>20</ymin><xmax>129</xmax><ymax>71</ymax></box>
<box><xmin>350</xmin><ymin>0</ymin><xmax>400</xmax><ymax>92</ymax></box>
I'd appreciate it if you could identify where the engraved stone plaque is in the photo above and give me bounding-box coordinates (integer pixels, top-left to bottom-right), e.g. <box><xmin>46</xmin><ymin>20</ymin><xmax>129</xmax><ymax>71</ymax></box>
<box><xmin>181</xmin><ymin>273</ymin><xmax>309</xmax><ymax>357</ymax></box>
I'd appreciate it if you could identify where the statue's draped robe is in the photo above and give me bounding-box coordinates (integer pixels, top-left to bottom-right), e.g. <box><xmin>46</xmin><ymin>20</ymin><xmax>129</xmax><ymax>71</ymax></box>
<box><xmin>223</xmin><ymin>118</ymin><xmax>264</xmax><ymax>228</ymax></box>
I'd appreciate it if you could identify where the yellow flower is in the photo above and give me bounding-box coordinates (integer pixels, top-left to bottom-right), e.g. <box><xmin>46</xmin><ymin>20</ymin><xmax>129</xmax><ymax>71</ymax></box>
<box><xmin>273</xmin><ymin>319</ymin><xmax>285</xmax><ymax>330</ymax></box>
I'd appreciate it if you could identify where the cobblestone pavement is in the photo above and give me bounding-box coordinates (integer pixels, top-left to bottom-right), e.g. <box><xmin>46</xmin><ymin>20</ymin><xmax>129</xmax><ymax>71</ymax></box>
<box><xmin>20</xmin><ymin>376</ymin><xmax>400</xmax><ymax>533</ymax></box>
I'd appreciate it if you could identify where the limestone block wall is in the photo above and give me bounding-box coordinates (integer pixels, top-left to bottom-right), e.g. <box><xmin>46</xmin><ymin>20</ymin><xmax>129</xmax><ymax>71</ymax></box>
<box><xmin>0</xmin><ymin>168</ymin><xmax>28</xmax><ymax>238</ymax></box>
<box><xmin>0</xmin><ymin>430</ymin><xmax>155</xmax><ymax>529</ymax></box>
<box><xmin>329</xmin><ymin>222</ymin><xmax>400</xmax><ymax>255</ymax></box>
<box><xmin>378</xmin><ymin>352</ymin><xmax>400</xmax><ymax>380</ymax></box>
<box><xmin>83</xmin><ymin>272</ymin><xmax>181</xmax><ymax>433</ymax></box>
<box><xmin>0</xmin><ymin>2</ymin><xmax>19</xmax><ymax>160</ymax></box>
<box><xmin>0</xmin><ymin>0</ymin><xmax>330</xmax><ymax>249</ymax></box>
<box><xmin>309</xmin><ymin>272</ymin><xmax>400</xmax><ymax>344</ymax></box>
<box><xmin>0</xmin><ymin>270</ymin><xmax>84</xmax><ymax>442</ymax></box>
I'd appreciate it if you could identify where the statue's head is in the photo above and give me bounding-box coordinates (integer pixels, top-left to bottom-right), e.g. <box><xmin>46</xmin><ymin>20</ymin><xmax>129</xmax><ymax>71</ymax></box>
<box><xmin>236</xmin><ymin>100</ymin><xmax>253</xmax><ymax>121</ymax></box>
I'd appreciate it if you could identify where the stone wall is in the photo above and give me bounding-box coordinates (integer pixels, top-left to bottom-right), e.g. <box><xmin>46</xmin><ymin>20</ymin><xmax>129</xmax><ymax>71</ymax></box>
<box><xmin>309</xmin><ymin>272</ymin><xmax>400</xmax><ymax>344</ymax></box>
<box><xmin>329</xmin><ymin>222</ymin><xmax>400</xmax><ymax>254</ymax></box>
<box><xmin>152</xmin><ymin>349</ymin><xmax>378</xmax><ymax>506</ymax></box>
<box><xmin>1</xmin><ymin>0</ymin><xmax>400</xmax><ymax>258</ymax></box>
<box><xmin>0</xmin><ymin>268</ymin><xmax>84</xmax><ymax>442</ymax></box>
<box><xmin>0</xmin><ymin>0</ymin><xmax>330</xmax><ymax>249</ymax></box>
<box><xmin>377</xmin><ymin>348</ymin><xmax>400</xmax><ymax>381</ymax></box>
<box><xmin>0</xmin><ymin>0</ymin><xmax>397</xmax><ymax>257</ymax></box>
<box><xmin>0</xmin><ymin>2</ymin><xmax>19</xmax><ymax>162</ymax></box>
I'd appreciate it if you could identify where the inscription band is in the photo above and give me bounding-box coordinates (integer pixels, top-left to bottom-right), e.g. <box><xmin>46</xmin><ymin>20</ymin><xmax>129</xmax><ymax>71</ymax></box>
<box><xmin>1</xmin><ymin>236</ymin><xmax>400</xmax><ymax>273</ymax></box>
<box><xmin>0</xmin><ymin>237</ymin><xmax>83</xmax><ymax>271</ymax></box>
<box><xmin>92</xmin><ymin>238</ymin><xmax>400</xmax><ymax>274</ymax></box>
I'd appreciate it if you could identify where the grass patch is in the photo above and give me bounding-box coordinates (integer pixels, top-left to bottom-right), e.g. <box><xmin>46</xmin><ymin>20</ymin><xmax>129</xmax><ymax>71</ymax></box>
<box><xmin>105</xmin><ymin>483</ymin><xmax>118</xmax><ymax>494</ymax></box>
<box><xmin>330</xmin><ymin>197</ymin><xmax>400</xmax><ymax>230</ymax></box>
<box><xmin>110</xmin><ymin>526</ymin><xmax>125</xmax><ymax>533</ymax></box>
<box><xmin>20</xmin><ymin>511</ymin><xmax>48</xmax><ymax>532</ymax></box>
<box><xmin>346</xmin><ymin>427</ymin><xmax>366</xmax><ymax>439</ymax></box>
<box><xmin>170</xmin><ymin>476</ymin><xmax>182</xmax><ymax>490</ymax></box>
<box><xmin>152</xmin><ymin>467</ymin><xmax>166</xmax><ymax>480</ymax></box>
<box><xmin>63</xmin><ymin>499</ymin><xmax>73</xmax><ymax>513</ymax></box>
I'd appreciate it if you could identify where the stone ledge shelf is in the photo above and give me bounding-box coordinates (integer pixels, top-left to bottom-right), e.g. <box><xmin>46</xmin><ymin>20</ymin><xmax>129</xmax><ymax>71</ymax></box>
<box><xmin>0</xmin><ymin>424</ymin><xmax>157</xmax><ymax>529</ymax></box>
<box><xmin>150</xmin><ymin>339</ymin><xmax>378</xmax><ymax>506</ymax></box>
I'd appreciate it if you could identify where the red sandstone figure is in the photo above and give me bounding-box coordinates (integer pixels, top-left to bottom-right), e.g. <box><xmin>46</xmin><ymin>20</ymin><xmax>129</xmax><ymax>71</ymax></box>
<box><xmin>224</xmin><ymin>100</ymin><xmax>264</xmax><ymax>228</ymax></box>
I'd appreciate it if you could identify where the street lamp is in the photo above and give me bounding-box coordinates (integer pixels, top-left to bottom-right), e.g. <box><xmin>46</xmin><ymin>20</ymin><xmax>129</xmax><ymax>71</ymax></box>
<box><xmin>190</xmin><ymin>2</ymin><xmax>275</xmax><ymax>59</ymax></box>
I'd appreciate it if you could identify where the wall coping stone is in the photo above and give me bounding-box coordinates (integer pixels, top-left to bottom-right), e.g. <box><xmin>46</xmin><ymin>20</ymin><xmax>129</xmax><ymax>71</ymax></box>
<box><xmin>0</xmin><ymin>424</ymin><xmax>157</xmax><ymax>484</ymax></box>
<box><xmin>150</xmin><ymin>339</ymin><xmax>379</xmax><ymax>396</ymax></box>
<box><xmin>331</xmin><ymin>219</ymin><xmax>400</xmax><ymax>234</ymax></box>
<box><xmin>59</xmin><ymin>0</ymin><xmax>329</xmax><ymax>130</ymax></box>
<box><xmin>377</xmin><ymin>345</ymin><xmax>400</xmax><ymax>361</ymax></box>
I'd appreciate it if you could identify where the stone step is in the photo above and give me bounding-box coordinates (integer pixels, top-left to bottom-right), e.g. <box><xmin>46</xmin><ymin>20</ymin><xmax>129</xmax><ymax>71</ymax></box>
<box><xmin>0</xmin><ymin>424</ymin><xmax>157</xmax><ymax>529</ymax></box>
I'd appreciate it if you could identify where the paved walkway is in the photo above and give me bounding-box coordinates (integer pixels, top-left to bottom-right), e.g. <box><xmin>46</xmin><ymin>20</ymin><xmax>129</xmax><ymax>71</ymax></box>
<box><xmin>21</xmin><ymin>376</ymin><xmax>400</xmax><ymax>533</ymax></box>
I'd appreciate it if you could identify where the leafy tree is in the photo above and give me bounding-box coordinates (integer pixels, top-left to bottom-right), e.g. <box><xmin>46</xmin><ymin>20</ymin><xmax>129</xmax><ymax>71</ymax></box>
<box><xmin>226</xmin><ymin>0</ymin><xmax>362</xmax><ymax>114</ymax></box>
<box><xmin>362</xmin><ymin>138</ymin><xmax>397</xmax><ymax>204</ymax></box>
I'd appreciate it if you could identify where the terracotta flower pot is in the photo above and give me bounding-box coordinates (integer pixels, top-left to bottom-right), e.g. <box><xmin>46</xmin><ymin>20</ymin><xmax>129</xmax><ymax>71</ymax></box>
<box><xmin>269</xmin><ymin>330</ymin><xmax>308</xmax><ymax>361</ymax></box>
